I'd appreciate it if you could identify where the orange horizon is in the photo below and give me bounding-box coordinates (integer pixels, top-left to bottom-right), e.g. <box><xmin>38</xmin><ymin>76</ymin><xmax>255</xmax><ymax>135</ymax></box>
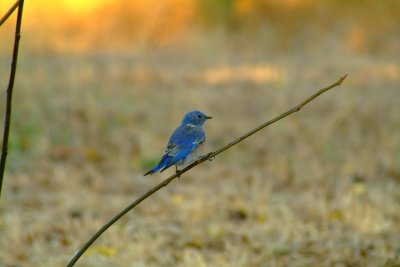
<box><xmin>1</xmin><ymin>0</ymin><xmax>398</xmax><ymax>54</ymax></box>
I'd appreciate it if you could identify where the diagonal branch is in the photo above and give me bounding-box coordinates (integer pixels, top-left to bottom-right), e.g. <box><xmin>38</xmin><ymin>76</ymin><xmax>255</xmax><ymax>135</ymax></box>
<box><xmin>0</xmin><ymin>0</ymin><xmax>25</xmax><ymax>197</ymax></box>
<box><xmin>66</xmin><ymin>74</ymin><xmax>348</xmax><ymax>267</ymax></box>
<box><xmin>0</xmin><ymin>0</ymin><xmax>19</xmax><ymax>27</ymax></box>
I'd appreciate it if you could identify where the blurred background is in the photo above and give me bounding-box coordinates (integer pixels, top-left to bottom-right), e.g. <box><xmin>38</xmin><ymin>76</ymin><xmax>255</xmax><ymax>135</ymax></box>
<box><xmin>0</xmin><ymin>0</ymin><xmax>399</xmax><ymax>266</ymax></box>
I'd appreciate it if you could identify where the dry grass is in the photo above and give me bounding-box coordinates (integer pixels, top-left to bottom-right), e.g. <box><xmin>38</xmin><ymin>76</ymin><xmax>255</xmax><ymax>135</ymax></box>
<box><xmin>0</xmin><ymin>25</ymin><xmax>400</xmax><ymax>267</ymax></box>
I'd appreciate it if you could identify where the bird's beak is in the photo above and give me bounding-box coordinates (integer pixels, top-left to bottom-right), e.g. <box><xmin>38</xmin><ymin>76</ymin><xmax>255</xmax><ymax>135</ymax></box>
<box><xmin>205</xmin><ymin>115</ymin><xmax>213</xmax><ymax>120</ymax></box>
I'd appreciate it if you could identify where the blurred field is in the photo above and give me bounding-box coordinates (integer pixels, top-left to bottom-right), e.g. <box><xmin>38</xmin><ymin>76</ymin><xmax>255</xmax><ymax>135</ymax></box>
<box><xmin>0</xmin><ymin>1</ymin><xmax>400</xmax><ymax>266</ymax></box>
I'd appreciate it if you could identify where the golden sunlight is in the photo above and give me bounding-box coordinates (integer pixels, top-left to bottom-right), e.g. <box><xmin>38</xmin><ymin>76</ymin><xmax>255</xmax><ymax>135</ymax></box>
<box><xmin>52</xmin><ymin>0</ymin><xmax>111</xmax><ymax>14</ymax></box>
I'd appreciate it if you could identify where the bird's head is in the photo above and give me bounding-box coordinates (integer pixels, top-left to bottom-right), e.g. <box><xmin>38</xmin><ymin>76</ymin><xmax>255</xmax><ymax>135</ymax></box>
<box><xmin>182</xmin><ymin>110</ymin><xmax>212</xmax><ymax>126</ymax></box>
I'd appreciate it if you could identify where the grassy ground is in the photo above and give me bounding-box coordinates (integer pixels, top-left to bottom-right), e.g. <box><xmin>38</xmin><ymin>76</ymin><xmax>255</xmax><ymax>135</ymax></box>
<box><xmin>0</xmin><ymin>33</ymin><xmax>399</xmax><ymax>266</ymax></box>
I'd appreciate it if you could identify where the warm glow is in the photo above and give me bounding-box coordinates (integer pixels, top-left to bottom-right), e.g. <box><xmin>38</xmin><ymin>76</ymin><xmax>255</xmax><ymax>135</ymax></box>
<box><xmin>4</xmin><ymin>0</ymin><xmax>198</xmax><ymax>53</ymax></box>
<box><xmin>60</xmin><ymin>0</ymin><xmax>111</xmax><ymax>14</ymax></box>
<box><xmin>1</xmin><ymin>0</ymin><xmax>398</xmax><ymax>53</ymax></box>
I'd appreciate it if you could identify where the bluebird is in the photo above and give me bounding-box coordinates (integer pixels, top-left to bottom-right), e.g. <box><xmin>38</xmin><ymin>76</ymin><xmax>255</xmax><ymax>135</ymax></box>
<box><xmin>144</xmin><ymin>110</ymin><xmax>212</xmax><ymax>176</ymax></box>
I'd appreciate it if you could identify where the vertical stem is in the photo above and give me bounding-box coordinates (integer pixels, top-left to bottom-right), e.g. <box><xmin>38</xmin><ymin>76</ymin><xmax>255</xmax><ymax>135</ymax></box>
<box><xmin>0</xmin><ymin>0</ymin><xmax>25</xmax><ymax>197</ymax></box>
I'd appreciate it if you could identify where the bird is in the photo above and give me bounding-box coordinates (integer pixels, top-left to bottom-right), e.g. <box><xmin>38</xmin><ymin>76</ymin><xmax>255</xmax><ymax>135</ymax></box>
<box><xmin>144</xmin><ymin>110</ymin><xmax>212</xmax><ymax>176</ymax></box>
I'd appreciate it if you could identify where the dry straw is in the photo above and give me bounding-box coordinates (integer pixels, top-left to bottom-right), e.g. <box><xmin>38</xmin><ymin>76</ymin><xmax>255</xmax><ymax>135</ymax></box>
<box><xmin>67</xmin><ymin>74</ymin><xmax>348</xmax><ymax>266</ymax></box>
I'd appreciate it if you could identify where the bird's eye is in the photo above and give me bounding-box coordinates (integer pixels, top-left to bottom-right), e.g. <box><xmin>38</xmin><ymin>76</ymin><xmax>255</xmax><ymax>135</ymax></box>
<box><xmin>197</xmin><ymin>115</ymin><xmax>201</xmax><ymax>119</ymax></box>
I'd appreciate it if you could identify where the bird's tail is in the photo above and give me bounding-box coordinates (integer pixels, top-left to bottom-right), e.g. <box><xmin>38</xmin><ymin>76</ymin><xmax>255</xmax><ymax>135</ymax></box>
<box><xmin>144</xmin><ymin>155</ymin><xmax>172</xmax><ymax>176</ymax></box>
<box><xmin>143</xmin><ymin>168</ymin><xmax>157</xmax><ymax>176</ymax></box>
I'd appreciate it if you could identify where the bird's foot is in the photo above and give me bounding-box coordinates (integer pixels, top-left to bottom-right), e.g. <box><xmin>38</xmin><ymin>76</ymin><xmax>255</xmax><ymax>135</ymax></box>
<box><xmin>201</xmin><ymin>152</ymin><xmax>215</xmax><ymax>161</ymax></box>
<box><xmin>175</xmin><ymin>167</ymin><xmax>181</xmax><ymax>180</ymax></box>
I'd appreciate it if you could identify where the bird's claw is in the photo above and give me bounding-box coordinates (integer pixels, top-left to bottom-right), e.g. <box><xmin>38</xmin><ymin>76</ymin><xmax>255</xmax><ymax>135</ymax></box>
<box><xmin>175</xmin><ymin>166</ymin><xmax>182</xmax><ymax>180</ymax></box>
<box><xmin>201</xmin><ymin>152</ymin><xmax>215</xmax><ymax>161</ymax></box>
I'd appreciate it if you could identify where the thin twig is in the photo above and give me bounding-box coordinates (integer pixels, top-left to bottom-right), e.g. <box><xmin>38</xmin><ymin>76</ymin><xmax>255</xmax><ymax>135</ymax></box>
<box><xmin>0</xmin><ymin>0</ymin><xmax>25</xmax><ymax>197</ymax></box>
<box><xmin>67</xmin><ymin>74</ymin><xmax>348</xmax><ymax>267</ymax></box>
<box><xmin>0</xmin><ymin>0</ymin><xmax>19</xmax><ymax>27</ymax></box>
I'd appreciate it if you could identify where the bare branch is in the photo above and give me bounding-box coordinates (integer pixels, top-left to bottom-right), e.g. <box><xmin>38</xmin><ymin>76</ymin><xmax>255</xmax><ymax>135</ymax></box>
<box><xmin>66</xmin><ymin>74</ymin><xmax>348</xmax><ymax>267</ymax></box>
<box><xmin>0</xmin><ymin>0</ymin><xmax>19</xmax><ymax>27</ymax></box>
<box><xmin>0</xmin><ymin>0</ymin><xmax>25</xmax><ymax>196</ymax></box>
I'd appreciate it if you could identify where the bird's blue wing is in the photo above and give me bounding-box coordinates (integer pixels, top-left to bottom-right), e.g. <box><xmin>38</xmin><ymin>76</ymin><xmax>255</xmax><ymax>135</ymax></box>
<box><xmin>160</xmin><ymin>125</ymin><xmax>205</xmax><ymax>171</ymax></box>
<box><xmin>144</xmin><ymin>124</ymin><xmax>205</xmax><ymax>175</ymax></box>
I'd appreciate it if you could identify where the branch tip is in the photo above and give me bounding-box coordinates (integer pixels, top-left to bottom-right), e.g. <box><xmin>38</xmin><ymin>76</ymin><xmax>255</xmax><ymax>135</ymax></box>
<box><xmin>339</xmin><ymin>74</ymin><xmax>348</xmax><ymax>84</ymax></box>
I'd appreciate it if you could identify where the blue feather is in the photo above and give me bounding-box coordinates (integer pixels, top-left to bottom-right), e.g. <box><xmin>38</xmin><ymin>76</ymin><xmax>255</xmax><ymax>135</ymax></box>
<box><xmin>144</xmin><ymin>111</ymin><xmax>210</xmax><ymax>176</ymax></box>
